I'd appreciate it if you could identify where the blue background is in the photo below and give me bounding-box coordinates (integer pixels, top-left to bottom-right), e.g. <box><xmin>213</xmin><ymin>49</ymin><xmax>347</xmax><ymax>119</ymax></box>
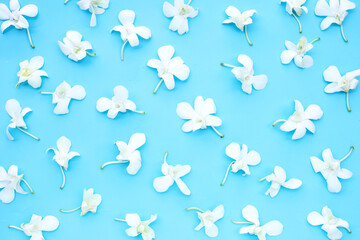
<box><xmin>0</xmin><ymin>0</ymin><xmax>359</xmax><ymax>239</ymax></box>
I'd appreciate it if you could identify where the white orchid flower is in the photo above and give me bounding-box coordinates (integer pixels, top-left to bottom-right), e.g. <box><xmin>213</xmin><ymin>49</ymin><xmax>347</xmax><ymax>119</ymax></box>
<box><xmin>153</xmin><ymin>152</ymin><xmax>191</xmax><ymax>195</ymax></box>
<box><xmin>46</xmin><ymin>136</ymin><xmax>80</xmax><ymax>189</ymax></box>
<box><xmin>101</xmin><ymin>133</ymin><xmax>146</xmax><ymax>175</ymax></box>
<box><xmin>163</xmin><ymin>0</ymin><xmax>198</xmax><ymax>35</ymax></box>
<box><xmin>40</xmin><ymin>81</ymin><xmax>86</xmax><ymax>115</ymax></box>
<box><xmin>310</xmin><ymin>147</ymin><xmax>353</xmax><ymax>193</ymax></box>
<box><xmin>147</xmin><ymin>45</ymin><xmax>190</xmax><ymax>94</ymax></box>
<box><xmin>5</xmin><ymin>99</ymin><xmax>39</xmax><ymax>141</ymax></box>
<box><xmin>273</xmin><ymin>100</ymin><xmax>323</xmax><ymax>140</ymax></box>
<box><xmin>9</xmin><ymin>214</ymin><xmax>59</xmax><ymax>239</ymax></box>
<box><xmin>114</xmin><ymin>213</ymin><xmax>157</xmax><ymax>240</ymax></box>
<box><xmin>111</xmin><ymin>10</ymin><xmax>151</xmax><ymax>61</ymax></box>
<box><xmin>185</xmin><ymin>205</ymin><xmax>224</xmax><ymax>238</ymax></box>
<box><xmin>77</xmin><ymin>0</ymin><xmax>109</xmax><ymax>27</ymax></box>
<box><xmin>323</xmin><ymin>66</ymin><xmax>360</xmax><ymax>112</ymax></box>
<box><xmin>221</xmin><ymin>143</ymin><xmax>261</xmax><ymax>186</ymax></box>
<box><xmin>96</xmin><ymin>85</ymin><xmax>144</xmax><ymax>119</ymax></box>
<box><xmin>233</xmin><ymin>205</ymin><xmax>283</xmax><ymax>240</ymax></box>
<box><xmin>259</xmin><ymin>166</ymin><xmax>302</xmax><ymax>197</ymax></box>
<box><xmin>58</xmin><ymin>30</ymin><xmax>95</xmax><ymax>62</ymax></box>
<box><xmin>315</xmin><ymin>0</ymin><xmax>356</xmax><ymax>42</ymax></box>
<box><xmin>0</xmin><ymin>165</ymin><xmax>33</xmax><ymax>203</ymax></box>
<box><xmin>307</xmin><ymin>206</ymin><xmax>351</xmax><ymax>240</ymax></box>
<box><xmin>0</xmin><ymin>0</ymin><xmax>38</xmax><ymax>48</ymax></box>
<box><xmin>280</xmin><ymin>0</ymin><xmax>308</xmax><ymax>33</ymax></box>
<box><xmin>223</xmin><ymin>6</ymin><xmax>256</xmax><ymax>45</ymax></box>
<box><xmin>280</xmin><ymin>36</ymin><xmax>320</xmax><ymax>68</ymax></box>
<box><xmin>221</xmin><ymin>54</ymin><xmax>268</xmax><ymax>94</ymax></box>
<box><xmin>60</xmin><ymin>188</ymin><xmax>102</xmax><ymax>216</ymax></box>
<box><xmin>16</xmin><ymin>56</ymin><xmax>48</xmax><ymax>88</ymax></box>
<box><xmin>176</xmin><ymin>96</ymin><xmax>224</xmax><ymax>138</ymax></box>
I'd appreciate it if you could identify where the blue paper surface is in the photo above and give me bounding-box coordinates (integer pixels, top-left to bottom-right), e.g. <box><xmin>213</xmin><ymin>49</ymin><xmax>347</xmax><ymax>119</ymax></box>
<box><xmin>0</xmin><ymin>0</ymin><xmax>359</xmax><ymax>239</ymax></box>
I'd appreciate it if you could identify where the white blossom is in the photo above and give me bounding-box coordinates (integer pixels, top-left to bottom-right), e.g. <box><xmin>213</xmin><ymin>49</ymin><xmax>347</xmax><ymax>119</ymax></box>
<box><xmin>77</xmin><ymin>0</ymin><xmax>109</xmax><ymax>27</ymax></box>
<box><xmin>101</xmin><ymin>133</ymin><xmax>146</xmax><ymax>175</ymax></box>
<box><xmin>260</xmin><ymin>166</ymin><xmax>302</xmax><ymax>197</ymax></box>
<box><xmin>280</xmin><ymin>36</ymin><xmax>320</xmax><ymax>68</ymax></box>
<box><xmin>221</xmin><ymin>54</ymin><xmax>268</xmax><ymax>94</ymax></box>
<box><xmin>5</xmin><ymin>99</ymin><xmax>39</xmax><ymax>141</ymax></box>
<box><xmin>315</xmin><ymin>0</ymin><xmax>356</xmax><ymax>42</ymax></box>
<box><xmin>221</xmin><ymin>143</ymin><xmax>261</xmax><ymax>186</ymax></box>
<box><xmin>115</xmin><ymin>214</ymin><xmax>157</xmax><ymax>240</ymax></box>
<box><xmin>58</xmin><ymin>30</ymin><xmax>95</xmax><ymax>62</ymax></box>
<box><xmin>112</xmin><ymin>10</ymin><xmax>151</xmax><ymax>60</ymax></box>
<box><xmin>0</xmin><ymin>165</ymin><xmax>33</xmax><ymax>203</ymax></box>
<box><xmin>233</xmin><ymin>205</ymin><xmax>283</xmax><ymax>240</ymax></box>
<box><xmin>16</xmin><ymin>56</ymin><xmax>48</xmax><ymax>88</ymax></box>
<box><xmin>223</xmin><ymin>6</ymin><xmax>256</xmax><ymax>45</ymax></box>
<box><xmin>308</xmin><ymin>206</ymin><xmax>351</xmax><ymax>240</ymax></box>
<box><xmin>9</xmin><ymin>214</ymin><xmax>59</xmax><ymax>239</ymax></box>
<box><xmin>47</xmin><ymin>136</ymin><xmax>80</xmax><ymax>189</ymax></box>
<box><xmin>40</xmin><ymin>81</ymin><xmax>86</xmax><ymax>115</ymax></box>
<box><xmin>280</xmin><ymin>0</ymin><xmax>308</xmax><ymax>33</ymax></box>
<box><xmin>323</xmin><ymin>66</ymin><xmax>360</xmax><ymax>111</ymax></box>
<box><xmin>176</xmin><ymin>96</ymin><xmax>224</xmax><ymax>137</ymax></box>
<box><xmin>163</xmin><ymin>0</ymin><xmax>198</xmax><ymax>35</ymax></box>
<box><xmin>147</xmin><ymin>45</ymin><xmax>190</xmax><ymax>93</ymax></box>
<box><xmin>60</xmin><ymin>188</ymin><xmax>102</xmax><ymax>216</ymax></box>
<box><xmin>0</xmin><ymin>0</ymin><xmax>38</xmax><ymax>47</ymax></box>
<box><xmin>96</xmin><ymin>85</ymin><xmax>144</xmax><ymax>119</ymax></box>
<box><xmin>153</xmin><ymin>152</ymin><xmax>191</xmax><ymax>195</ymax></box>
<box><xmin>186</xmin><ymin>205</ymin><xmax>224</xmax><ymax>238</ymax></box>
<box><xmin>310</xmin><ymin>147</ymin><xmax>353</xmax><ymax>193</ymax></box>
<box><xmin>273</xmin><ymin>100</ymin><xmax>323</xmax><ymax>140</ymax></box>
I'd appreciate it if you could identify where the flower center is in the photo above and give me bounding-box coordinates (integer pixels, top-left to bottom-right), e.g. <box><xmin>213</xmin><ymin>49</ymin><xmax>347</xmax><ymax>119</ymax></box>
<box><xmin>137</xmin><ymin>223</ymin><xmax>147</xmax><ymax>233</ymax></box>
<box><xmin>297</xmin><ymin>40</ymin><xmax>307</xmax><ymax>54</ymax></box>
<box><xmin>179</xmin><ymin>5</ymin><xmax>190</xmax><ymax>16</ymax></box>
<box><xmin>19</xmin><ymin>67</ymin><xmax>32</xmax><ymax>77</ymax></box>
<box><xmin>328</xmin><ymin>161</ymin><xmax>340</xmax><ymax>172</ymax></box>
<box><xmin>57</xmin><ymin>88</ymin><xmax>67</xmax><ymax>99</ymax></box>
<box><xmin>91</xmin><ymin>0</ymin><xmax>102</xmax><ymax>5</ymax></box>
<box><xmin>73</xmin><ymin>46</ymin><xmax>83</xmax><ymax>54</ymax></box>
<box><xmin>327</xmin><ymin>215</ymin><xmax>339</xmax><ymax>225</ymax></box>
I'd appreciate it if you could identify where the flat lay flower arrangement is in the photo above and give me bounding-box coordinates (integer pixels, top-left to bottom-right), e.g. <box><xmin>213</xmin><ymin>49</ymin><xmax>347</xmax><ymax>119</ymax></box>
<box><xmin>0</xmin><ymin>0</ymin><xmax>359</xmax><ymax>239</ymax></box>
